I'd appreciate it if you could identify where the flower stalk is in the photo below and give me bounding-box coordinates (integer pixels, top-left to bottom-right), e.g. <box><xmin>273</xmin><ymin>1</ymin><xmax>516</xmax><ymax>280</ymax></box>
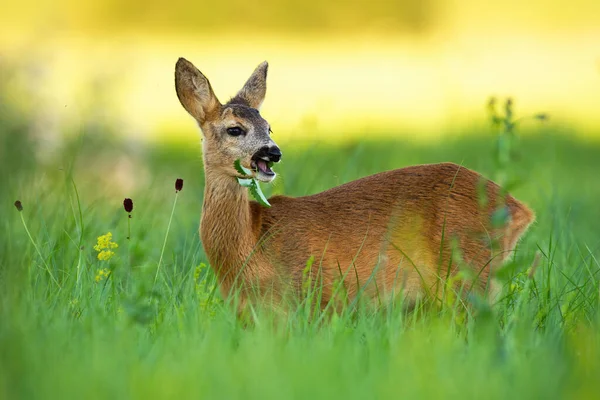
<box><xmin>154</xmin><ymin>179</ymin><xmax>184</xmax><ymax>285</ymax></box>
<box><xmin>14</xmin><ymin>200</ymin><xmax>61</xmax><ymax>288</ymax></box>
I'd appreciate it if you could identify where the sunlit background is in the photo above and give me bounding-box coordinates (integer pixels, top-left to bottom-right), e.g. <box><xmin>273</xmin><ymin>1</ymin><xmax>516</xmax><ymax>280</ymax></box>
<box><xmin>1</xmin><ymin>0</ymin><xmax>599</xmax><ymax>147</ymax></box>
<box><xmin>4</xmin><ymin>3</ymin><xmax>600</xmax><ymax>396</ymax></box>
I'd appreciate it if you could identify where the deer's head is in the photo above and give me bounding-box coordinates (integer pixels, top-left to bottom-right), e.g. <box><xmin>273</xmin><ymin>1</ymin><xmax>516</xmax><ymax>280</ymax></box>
<box><xmin>175</xmin><ymin>58</ymin><xmax>281</xmax><ymax>183</ymax></box>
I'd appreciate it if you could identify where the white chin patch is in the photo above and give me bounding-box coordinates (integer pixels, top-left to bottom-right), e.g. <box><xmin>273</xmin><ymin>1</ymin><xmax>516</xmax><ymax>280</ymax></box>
<box><xmin>256</xmin><ymin>171</ymin><xmax>276</xmax><ymax>183</ymax></box>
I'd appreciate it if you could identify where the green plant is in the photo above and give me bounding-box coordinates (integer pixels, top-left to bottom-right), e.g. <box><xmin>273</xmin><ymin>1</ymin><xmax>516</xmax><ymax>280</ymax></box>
<box><xmin>234</xmin><ymin>159</ymin><xmax>272</xmax><ymax>207</ymax></box>
<box><xmin>2</xmin><ymin>129</ymin><xmax>599</xmax><ymax>400</ymax></box>
<box><xmin>487</xmin><ymin>97</ymin><xmax>548</xmax><ymax>188</ymax></box>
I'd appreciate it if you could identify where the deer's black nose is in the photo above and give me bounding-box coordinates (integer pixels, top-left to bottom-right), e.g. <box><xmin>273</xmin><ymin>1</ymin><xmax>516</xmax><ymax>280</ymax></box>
<box><xmin>255</xmin><ymin>146</ymin><xmax>282</xmax><ymax>163</ymax></box>
<box><xmin>267</xmin><ymin>146</ymin><xmax>282</xmax><ymax>162</ymax></box>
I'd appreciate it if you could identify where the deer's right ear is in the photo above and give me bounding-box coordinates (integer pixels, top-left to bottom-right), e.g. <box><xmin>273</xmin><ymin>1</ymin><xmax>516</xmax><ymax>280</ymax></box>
<box><xmin>175</xmin><ymin>58</ymin><xmax>221</xmax><ymax>124</ymax></box>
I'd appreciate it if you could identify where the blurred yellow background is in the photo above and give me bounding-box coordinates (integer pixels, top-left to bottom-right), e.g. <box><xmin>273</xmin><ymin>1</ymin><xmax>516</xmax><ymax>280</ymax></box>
<box><xmin>1</xmin><ymin>0</ymin><xmax>599</xmax><ymax>143</ymax></box>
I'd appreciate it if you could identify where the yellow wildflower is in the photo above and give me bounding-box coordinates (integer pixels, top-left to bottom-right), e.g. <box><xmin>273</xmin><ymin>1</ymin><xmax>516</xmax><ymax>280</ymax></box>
<box><xmin>97</xmin><ymin>250</ymin><xmax>115</xmax><ymax>261</ymax></box>
<box><xmin>94</xmin><ymin>232</ymin><xmax>118</xmax><ymax>261</ymax></box>
<box><xmin>95</xmin><ymin>268</ymin><xmax>110</xmax><ymax>283</ymax></box>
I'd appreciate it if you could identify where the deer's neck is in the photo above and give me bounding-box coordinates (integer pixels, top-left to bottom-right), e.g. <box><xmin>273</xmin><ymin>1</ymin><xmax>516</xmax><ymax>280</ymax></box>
<box><xmin>200</xmin><ymin>169</ymin><xmax>259</xmax><ymax>291</ymax></box>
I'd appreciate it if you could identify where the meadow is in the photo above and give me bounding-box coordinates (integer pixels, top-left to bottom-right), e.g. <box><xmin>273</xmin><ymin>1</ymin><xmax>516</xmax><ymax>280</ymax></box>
<box><xmin>1</xmin><ymin>90</ymin><xmax>600</xmax><ymax>399</ymax></box>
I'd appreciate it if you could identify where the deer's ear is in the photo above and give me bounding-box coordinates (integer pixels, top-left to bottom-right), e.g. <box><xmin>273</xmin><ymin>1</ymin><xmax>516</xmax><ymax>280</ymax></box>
<box><xmin>234</xmin><ymin>61</ymin><xmax>268</xmax><ymax>109</ymax></box>
<box><xmin>175</xmin><ymin>58</ymin><xmax>221</xmax><ymax>124</ymax></box>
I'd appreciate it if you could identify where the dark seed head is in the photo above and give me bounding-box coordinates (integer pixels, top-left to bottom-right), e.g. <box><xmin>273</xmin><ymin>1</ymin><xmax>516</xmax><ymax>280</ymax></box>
<box><xmin>123</xmin><ymin>198</ymin><xmax>133</xmax><ymax>213</ymax></box>
<box><xmin>175</xmin><ymin>178</ymin><xmax>184</xmax><ymax>192</ymax></box>
<box><xmin>14</xmin><ymin>200</ymin><xmax>23</xmax><ymax>212</ymax></box>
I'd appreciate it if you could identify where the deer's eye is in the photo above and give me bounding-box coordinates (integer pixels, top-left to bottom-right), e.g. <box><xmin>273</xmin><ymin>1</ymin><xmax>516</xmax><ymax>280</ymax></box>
<box><xmin>226</xmin><ymin>127</ymin><xmax>245</xmax><ymax>137</ymax></box>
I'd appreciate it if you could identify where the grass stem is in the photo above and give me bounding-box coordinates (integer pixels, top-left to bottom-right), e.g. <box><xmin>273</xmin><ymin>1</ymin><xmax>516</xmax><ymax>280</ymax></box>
<box><xmin>154</xmin><ymin>192</ymin><xmax>179</xmax><ymax>285</ymax></box>
<box><xmin>19</xmin><ymin>212</ymin><xmax>61</xmax><ymax>288</ymax></box>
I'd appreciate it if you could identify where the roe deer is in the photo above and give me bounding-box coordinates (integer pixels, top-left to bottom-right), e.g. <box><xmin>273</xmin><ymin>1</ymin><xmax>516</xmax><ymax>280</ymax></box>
<box><xmin>174</xmin><ymin>57</ymin><xmax>535</xmax><ymax>313</ymax></box>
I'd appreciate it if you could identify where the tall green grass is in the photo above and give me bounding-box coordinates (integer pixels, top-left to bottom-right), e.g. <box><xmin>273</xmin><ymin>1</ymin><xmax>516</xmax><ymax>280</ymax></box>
<box><xmin>1</xmin><ymin>112</ymin><xmax>600</xmax><ymax>398</ymax></box>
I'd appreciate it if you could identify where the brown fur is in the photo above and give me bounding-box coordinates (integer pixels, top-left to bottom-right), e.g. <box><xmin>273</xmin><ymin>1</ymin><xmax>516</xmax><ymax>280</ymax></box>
<box><xmin>174</xmin><ymin>58</ymin><xmax>535</xmax><ymax>312</ymax></box>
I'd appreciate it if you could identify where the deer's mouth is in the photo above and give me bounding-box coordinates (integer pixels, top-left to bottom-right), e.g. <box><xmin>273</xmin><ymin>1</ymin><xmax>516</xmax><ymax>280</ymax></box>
<box><xmin>251</xmin><ymin>156</ymin><xmax>276</xmax><ymax>182</ymax></box>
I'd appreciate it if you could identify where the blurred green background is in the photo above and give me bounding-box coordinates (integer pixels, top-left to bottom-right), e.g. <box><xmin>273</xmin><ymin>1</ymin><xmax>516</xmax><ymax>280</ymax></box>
<box><xmin>2</xmin><ymin>1</ymin><xmax>600</xmax><ymax>399</ymax></box>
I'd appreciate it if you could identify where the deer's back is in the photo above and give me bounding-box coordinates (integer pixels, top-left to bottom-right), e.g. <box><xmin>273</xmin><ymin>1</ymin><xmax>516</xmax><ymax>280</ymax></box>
<box><xmin>252</xmin><ymin>162</ymin><xmax>534</xmax><ymax>303</ymax></box>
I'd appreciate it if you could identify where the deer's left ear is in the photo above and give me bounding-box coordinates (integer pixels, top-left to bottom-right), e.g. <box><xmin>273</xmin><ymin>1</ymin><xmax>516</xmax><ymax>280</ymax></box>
<box><xmin>234</xmin><ymin>61</ymin><xmax>268</xmax><ymax>109</ymax></box>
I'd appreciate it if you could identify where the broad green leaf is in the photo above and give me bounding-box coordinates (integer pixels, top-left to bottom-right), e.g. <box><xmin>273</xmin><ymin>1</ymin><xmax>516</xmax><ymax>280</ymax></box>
<box><xmin>249</xmin><ymin>180</ymin><xmax>271</xmax><ymax>207</ymax></box>
<box><xmin>234</xmin><ymin>159</ymin><xmax>271</xmax><ymax>207</ymax></box>
<box><xmin>236</xmin><ymin>178</ymin><xmax>254</xmax><ymax>187</ymax></box>
<box><xmin>233</xmin><ymin>159</ymin><xmax>253</xmax><ymax>177</ymax></box>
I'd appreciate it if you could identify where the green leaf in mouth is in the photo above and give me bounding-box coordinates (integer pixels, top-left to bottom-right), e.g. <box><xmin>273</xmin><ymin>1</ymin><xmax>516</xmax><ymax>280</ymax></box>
<box><xmin>248</xmin><ymin>179</ymin><xmax>271</xmax><ymax>207</ymax></box>
<box><xmin>237</xmin><ymin>178</ymin><xmax>254</xmax><ymax>187</ymax></box>
<box><xmin>234</xmin><ymin>159</ymin><xmax>271</xmax><ymax>207</ymax></box>
<box><xmin>233</xmin><ymin>159</ymin><xmax>253</xmax><ymax>177</ymax></box>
